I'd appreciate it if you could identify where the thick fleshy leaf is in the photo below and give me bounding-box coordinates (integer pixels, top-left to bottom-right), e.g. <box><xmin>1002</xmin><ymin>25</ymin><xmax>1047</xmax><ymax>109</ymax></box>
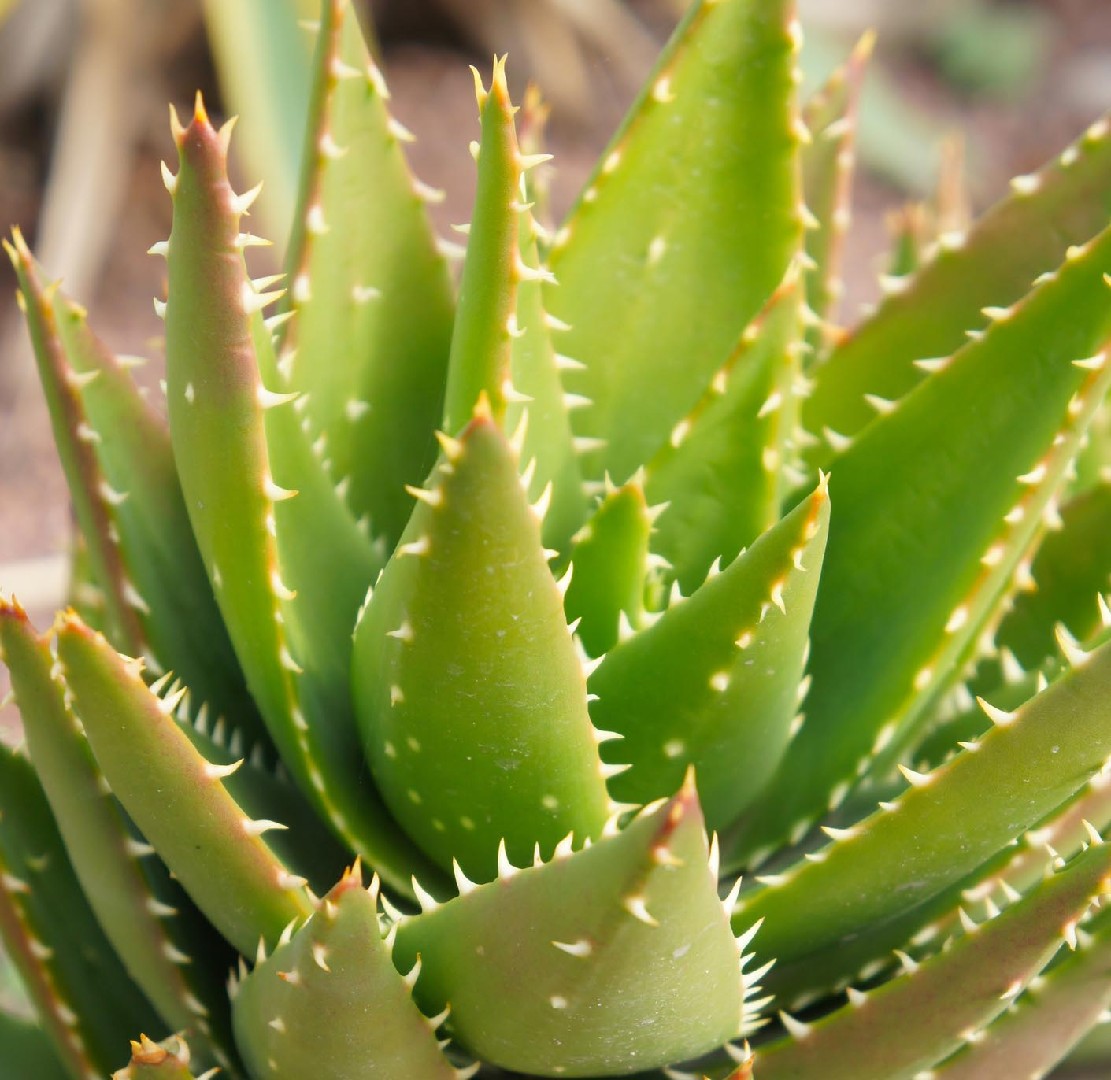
<box><xmin>352</xmin><ymin>412</ymin><xmax>610</xmax><ymax>881</ymax></box>
<box><xmin>751</xmin><ymin>837</ymin><xmax>1111</xmax><ymax>1080</ymax></box>
<box><xmin>281</xmin><ymin>0</ymin><xmax>454</xmax><ymax>545</ymax></box>
<box><xmin>162</xmin><ymin>94</ymin><xmax>441</xmax><ymax>895</ymax></box>
<box><xmin>644</xmin><ymin>270</ymin><xmax>805</xmax><ymax>594</ymax></box>
<box><xmin>804</xmin><ymin>109</ymin><xmax>1111</xmax><ymax>468</ymax></box>
<box><xmin>55</xmin><ymin>613</ymin><xmax>315</xmax><ymax>957</ymax></box>
<box><xmin>199</xmin><ymin>0</ymin><xmax>318</xmax><ymax>242</ymax></box>
<box><xmin>393</xmin><ymin>777</ymin><xmax>749</xmax><ymax>1077</ymax></box>
<box><xmin>232</xmin><ymin>867</ymin><xmax>459</xmax><ymax>1079</ymax></box>
<box><xmin>0</xmin><ymin>1011</ymin><xmax>69</xmax><ymax>1080</ymax></box>
<box><xmin>992</xmin><ymin>482</ymin><xmax>1111</xmax><ymax>673</ymax></box>
<box><xmin>547</xmin><ymin>0</ymin><xmax>804</xmax><ymax>483</ymax></box>
<box><xmin>441</xmin><ymin>58</ymin><xmax>521</xmax><ymax>435</ymax></box>
<box><xmin>506</xmin><ymin>180</ymin><xmax>589</xmax><ymax>554</ymax></box>
<box><xmin>562</xmin><ymin>480</ymin><xmax>652</xmax><ymax>659</ymax></box>
<box><xmin>0</xmin><ymin>740</ymin><xmax>160</xmax><ymax>1080</ymax></box>
<box><xmin>734</xmin><ymin>633</ymin><xmax>1111</xmax><ymax>1004</ymax></box>
<box><xmin>0</xmin><ymin>601</ymin><xmax>235</xmax><ymax>1066</ymax></box>
<box><xmin>932</xmin><ymin>903</ymin><xmax>1111</xmax><ymax>1078</ymax></box>
<box><xmin>799</xmin><ymin>32</ymin><xmax>871</xmax><ymax>354</ymax></box>
<box><xmin>4</xmin><ymin>231</ymin><xmax>264</xmax><ymax>749</ymax></box>
<box><xmin>731</xmin><ymin>229</ymin><xmax>1111</xmax><ymax>861</ymax></box>
<box><xmin>591</xmin><ymin>482</ymin><xmax>829</xmax><ymax>832</ymax></box>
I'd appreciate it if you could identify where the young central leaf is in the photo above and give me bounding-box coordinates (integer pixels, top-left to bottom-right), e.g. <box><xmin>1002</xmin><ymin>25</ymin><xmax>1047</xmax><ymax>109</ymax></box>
<box><xmin>352</xmin><ymin>412</ymin><xmax>610</xmax><ymax>881</ymax></box>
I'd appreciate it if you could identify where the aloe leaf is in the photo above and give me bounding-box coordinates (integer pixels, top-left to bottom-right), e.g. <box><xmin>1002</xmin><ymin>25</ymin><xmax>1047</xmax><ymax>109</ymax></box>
<box><xmin>180</xmin><ymin>707</ymin><xmax>348</xmax><ymax>901</ymax></box>
<box><xmin>0</xmin><ymin>740</ymin><xmax>161</xmax><ymax>1079</ymax></box>
<box><xmin>932</xmin><ymin>904</ymin><xmax>1111</xmax><ymax>1078</ymax></box>
<box><xmin>282</xmin><ymin>0</ymin><xmax>454</xmax><ymax>546</ymax></box>
<box><xmin>393</xmin><ymin>776</ymin><xmax>750</xmax><ymax>1077</ymax></box>
<box><xmin>592</xmin><ymin>483</ymin><xmax>828</xmax><ymax>833</ymax></box>
<box><xmin>644</xmin><ymin>270</ymin><xmax>805</xmax><ymax>594</ymax></box>
<box><xmin>441</xmin><ymin>59</ymin><xmax>521</xmax><ymax>435</ymax></box>
<box><xmin>924</xmin><ymin>762</ymin><xmax>1111</xmax><ymax>957</ymax></box>
<box><xmin>5</xmin><ymin>231</ymin><xmax>267</xmax><ymax>750</ymax></box>
<box><xmin>800</xmin><ymin>32</ymin><xmax>871</xmax><ymax>354</ymax></box>
<box><xmin>507</xmin><ymin>177</ymin><xmax>589</xmax><ymax>554</ymax></box>
<box><xmin>162</xmin><ymin>96</ymin><xmax>310</xmax><ymax>785</ymax></box>
<box><xmin>518</xmin><ymin>85</ymin><xmax>555</xmax><ymax>255</ymax></box>
<box><xmin>562</xmin><ymin>479</ymin><xmax>652</xmax><ymax>659</ymax></box>
<box><xmin>804</xmin><ymin>112</ymin><xmax>1111</xmax><ymax>468</ymax></box>
<box><xmin>232</xmin><ymin>866</ymin><xmax>460</xmax><ymax>1079</ymax></box>
<box><xmin>199</xmin><ymin>0</ymin><xmax>319</xmax><ymax>244</ymax></box>
<box><xmin>991</xmin><ymin>483</ymin><xmax>1111</xmax><ymax>673</ymax></box>
<box><xmin>547</xmin><ymin>0</ymin><xmax>804</xmax><ymax>483</ymax></box>
<box><xmin>0</xmin><ymin>601</ymin><xmax>237</xmax><ymax>1067</ymax></box>
<box><xmin>162</xmin><ymin>94</ymin><xmax>440</xmax><ymax>895</ymax></box>
<box><xmin>112</xmin><ymin>1035</ymin><xmax>204</xmax><ymax>1080</ymax></box>
<box><xmin>55</xmin><ymin>613</ymin><xmax>315</xmax><ymax>957</ymax></box>
<box><xmin>352</xmin><ymin>411</ymin><xmax>610</xmax><ymax>881</ymax></box>
<box><xmin>1071</xmin><ymin>392</ymin><xmax>1111</xmax><ymax>495</ymax></box>
<box><xmin>733</xmin><ymin>633</ymin><xmax>1111</xmax><ymax>1003</ymax></box>
<box><xmin>0</xmin><ymin>1010</ymin><xmax>69</xmax><ymax>1080</ymax></box>
<box><xmin>732</xmin><ymin>231</ymin><xmax>1111</xmax><ymax>860</ymax></box>
<box><xmin>751</xmin><ymin>837</ymin><xmax>1111</xmax><ymax>1080</ymax></box>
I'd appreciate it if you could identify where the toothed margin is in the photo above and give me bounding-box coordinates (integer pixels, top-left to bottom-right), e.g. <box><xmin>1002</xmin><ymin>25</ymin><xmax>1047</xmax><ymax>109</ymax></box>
<box><xmin>0</xmin><ymin>854</ymin><xmax>100</xmax><ymax>1080</ymax></box>
<box><xmin>854</xmin><ymin>344</ymin><xmax>1111</xmax><ymax>786</ymax></box>
<box><xmin>4</xmin><ymin>232</ymin><xmax>149</xmax><ymax>655</ymax></box>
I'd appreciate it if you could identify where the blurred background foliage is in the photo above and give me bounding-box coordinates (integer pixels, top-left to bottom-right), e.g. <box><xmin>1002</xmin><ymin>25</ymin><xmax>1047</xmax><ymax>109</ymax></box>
<box><xmin>0</xmin><ymin>0</ymin><xmax>1060</xmax><ymax>300</ymax></box>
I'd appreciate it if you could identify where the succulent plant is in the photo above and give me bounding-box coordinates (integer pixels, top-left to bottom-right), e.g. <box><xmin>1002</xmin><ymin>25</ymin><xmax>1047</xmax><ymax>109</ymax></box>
<box><xmin>6</xmin><ymin>0</ymin><xmax>1111</xmax><ymax>1076</ymax></box>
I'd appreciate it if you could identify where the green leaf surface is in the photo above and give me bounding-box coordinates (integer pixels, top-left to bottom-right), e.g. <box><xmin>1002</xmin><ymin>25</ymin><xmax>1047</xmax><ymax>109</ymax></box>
<box><xmin>282</xmin><ymin>0</ymin><xmax>454</xmax><ymax>546</ymax></box>
<box><xmin>592</xmin><ymin>483</ymin><xmax>829</xmax><ymax>833</ymax></box>
<box><xmin>163</xmin><ymin>96</ymin><xmax>305</xmax><ymax>795</ymax></box>
<box><xmin>562</xmin><ymin>480</ymin><xmax>651</xmax><ymax>659</ymax></box>
<box><xmin>199</xmin><ymin>0</ymin><xmax>319</xmax><ymax>245</ymax></box>
<box><xmin>6</xmin><ymin>230</ymin><xmax>267</xmax><ymax>755</ymax></box>
<box><xmin>393</xmin><ymin>777</ymin><xmax>748</xmax><ymax>1077</ymax></box>
<box><xmin>751</xmin><ymin>838</ymin><xmax>1111</xmax><ymax>1080</ymax></box>
<box><xmin>644</xmin><ymin>270</ymin><xmax>804</xmax><ymax>593</ymax></box>
<box><xmin>0</xmin><ymin>739</ymin><xmax>160</xmax><ymax>1080</ymax></box>
<box><xmin>506</xmin><ymin>180</ymin><xmax>588</xmax><ymax>554</ymax></box>
<box><xmin>1070</xmin><ymin>391</ymin><xmax>1111</xmax><ymax>495</ymax></box>
<box><xmin>547</xmin><ymin>0</ymin><xmax>803</xmax><ymax>483</ymax></box>
<box><xmin>163</xmin><ymin>96</ymin><xmax>440</xmax><ymax>896</ymax></box>
<box><xmin>180</xmin><ymin>704</ymin><xmax>349</xmax><ymax>902</ymax></box>
<box><xmin>0</xmin><ymin>601</ymin><xmax>236</xmax><ymax>1067</ymax></box>
<box><xmin>441</xmin><ymin>59</ymin><xmax>521</xmax><ymax>435</ymax></box>
<box><xmin>932</xmin><ymin>903</ymin><xmax>1111</xmax><ymax>1078</ymax></box>
<box><xmin>353</xmin><ymin>413</ymin><xmax>610</xmax><ymax>881</ymax></box>
<box><xmin>803</xmin><ymin>110</ymin><xmax>1111</xmax><ymax>468</ymax></box>
<box><xmin>232</xmin><ymin>866</ymin><xmax>459</xmax><ymax>1079</ymax></box>
<box><xmin>992</xmin><ymin>482</ymin><xmax>1111</xmax><ymax>673</ymax></box>
<box><xmin>56</xmin><ymin>613</ymin><xmax>315</xmax><ymax>957</ymax></box>
<box><xmin>799</xmin><ymin>32</ymin><xmax>871</xmax><ymax>353</ymax></box>
<box><xmin>734</xmin><ymin>634</ymin><xmax>1111</xmax><ymax>1004</ymax></box>
<box><xmin>731</xmin><ymin>229</ymin><xmax>1111</xmax><ymax>861</ymax></box>
<box><xmin>0</xmin><ymin>1010</ymin><xmax>69</xmax><ymax>1080</ymax></box>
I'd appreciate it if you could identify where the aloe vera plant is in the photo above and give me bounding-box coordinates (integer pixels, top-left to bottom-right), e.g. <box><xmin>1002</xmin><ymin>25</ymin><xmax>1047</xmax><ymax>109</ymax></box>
<box><xmin>5</xmin><ymin>0</ymin><xmax>1111</xmax><ymax>1076</ymax></box>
